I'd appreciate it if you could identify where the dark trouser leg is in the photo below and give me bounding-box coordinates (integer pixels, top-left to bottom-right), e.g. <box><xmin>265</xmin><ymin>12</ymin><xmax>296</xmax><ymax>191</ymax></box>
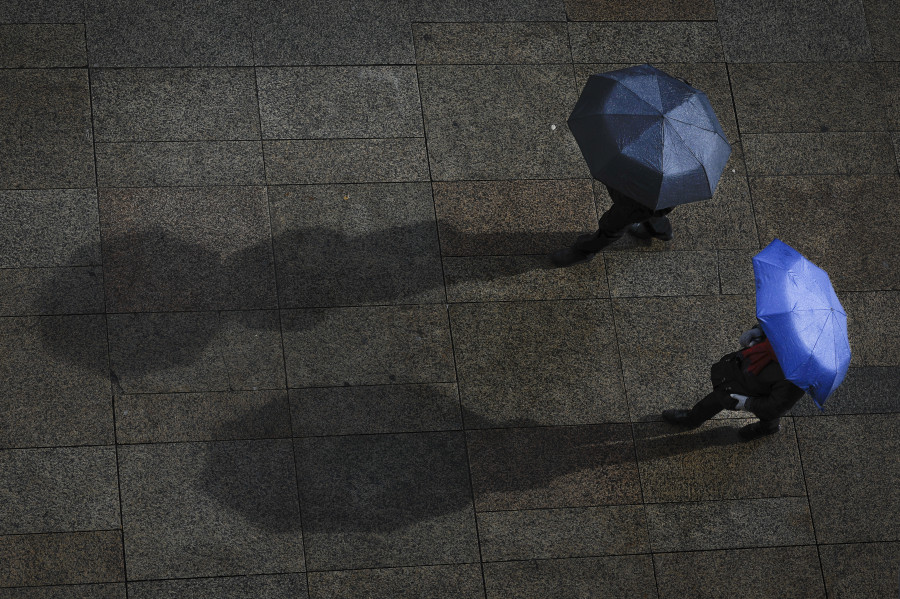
<box><xmin>645</xmin><ymin>214</ymin><xmax>673</xmax><ymax>237</ymax></box>
<box><xmin>575</xmin><ymin>200</ymin><xmax>651</xmax><ymax>252</ymax></box>
<box><xmin>684</xmin><ymin>391</ymin><xmax>725</xmax><ymax>425</ymax></box>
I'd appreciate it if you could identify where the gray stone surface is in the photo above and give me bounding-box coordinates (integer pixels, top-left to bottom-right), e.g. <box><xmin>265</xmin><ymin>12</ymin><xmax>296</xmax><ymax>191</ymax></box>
<box><xmin>605</xmin><ymin>251</ymin><xmax>719</xmax><ymax>297</ymax></box>
<box><xmin>411</xmin><ymin>0</ymin><xmax>565</xmax><ymax>21</ymax></box>
<box><xmin>841</xmin><ymin>292</ymin><xmax>900</xmax><ymax>367</ymax></box>
<box><xmin>308</xmin><ymin>565</ymin><xmax>483</xmax><ymax>599</ymax></box>
<box><xmin>0</xmin><ymin>531</ymin><xmax>124</xmax><ymax>587</ymax></box>
<box><xmin>0</xmin><ymin>315</ymin><xmax>112</xmax><ymax>449</ymax></box>
<box><xmin>646</xmin><ymin>497</ymin><xmax>814</xmax><ymax>552</ymax></box>
<box><xmin>269</xmin><ymin>183</ymin><xmax>444</xmax><ymax>307</ymax></box>
<box><xmin>257</xmin><ymin>67</ymin><xmax>422</xmax><ymax>139</ymax></box>
<box><xmin>0</xmin><ymin>446</ymin><xmax>119</xmax><ymax>534</ymax></box>
<box><xmin>264</xmin><ymin>139</ymin><xmax>429</xmax><ymax>184</ymax></box>
<box><xmin>654</xmin><ymin>546</ymin><xmax>825</xmax><ymax>599</ymax></box>
<box><xmin>0</xmin><ymin>0</ymin><xmax>83</xmax><ymax>23</ymax></box>
<box><xmin>90</xmin><ymin>68</ymin><xmax>259</xmax><ymax>142</ymax></box>
<box><xmin>730</xmin><ymin>62</ymin><xmax>894</xmax><ymax>133</ymax></box>
<box><xmin>478</xmin><ymin>504</ymin><xmax>648</xmax><ymax>560</ymax></box>
<box><xmin>819</xmin><ymin>542</ymin><xmax>900</xmax><ymax>599</ymax></box>
<box><xmin>565</xmin><ymin>0</ymin><xmax>716</xmax><ymax>20</ymax></box>
<box><xmin>281</xmin><ymin>305</ymin><xmax>455</xmax><ymax>388</ymax></box>
<box><xmin>107</xmin><ymin>310</ymin><xmax>284</xmax><ymax>394</ymax></box>
<box><xmin>296</xmin><ymin>432</ymin><xmax>479</xmax><ymax>570</ymax></box>
<box><xmin>418</xmin><ymin>64</ymin><xmax>584</xmax><ymax>181</ymax></box>
<box><xmin>451</xmin><ymin>301</ymin><xmax>628</xmax><ymax>426</ymax></box>
<box><xmin>569</xmin><ymin>22</ymin><xmax>724</xmax><ymax>63</ymax></box>
<box><xmin>99</xmin><ymin>186</ymin><xmax>276</xmax><ymax>311</ymax></box>
<box><xmin>128</xmin><ymin>574</ymin><xmax>307</xmax><ymax>599</ymax></box>
<box><xmin>483</xmin><ymin>555</ymin><xmax>658</xmax><ymax>599</ymax></box>
<box><xmin>743</xmin><ymin>132</ymin><xmax>897</xmax><ymax>175</ymax></box>
<box><xmin>96</xmin><ymin>141</ymin><xmax>265</xmax><ymax>186</ymax></box>
<box><xmin>0</xmin><ymin>189</ymin><xmax>100</xmax><ymax>268</ymax></box>
<box><xmin>118</xmin><ymin>440</ymin><xmax>304</xmax><ymax>579</ymax></box>
<box><xmin>291</xmin><ymin>383</ymin><xmax>462</xmax><ymax>436</ymax></box>
<box><xmin>716</xmin><ymin>0</ymin><xmax>872</xmax><ymax>62</ymax></box>
<box><xmin>85</xmin><ymin>0</ymin><xmax>253</xmax><ymax>67</ymax></box>
<box><xmin>795</xmin><ymin>414</ymin><xmax>900</xmax><ymax>543</ymax></box>
<box><xmin>634</xmin><ymin>418</ymin><xmax>806</xmax><ymax>503</ymax></box>
<box><xmin>0</xmin><ymin>585</ymin><xmax>125</xmax><ymax>599</ymax></box>
<box><xmin>0</xmin><ymin>266</ymin><xmax>104</xmax><ymax>316</ymax></box>
<box><xmin>752</xmin><ymin>176</ymin><xmax>900</xmax><ymax>291</ymax></box>
<box><xmin>717</xmin><ymin>250</ymin><xmax>757</xmax><ymax>295</ymax></box>
<box><xmin>115</xmin><ymin>390</ymin><xmax>291</xmax><ymax>443</ymax></box>
<box><xmin>413</xmin><ymin>22</ymin><xmax>569</xmax><ymax>64</ymax></box>
<box><xmin>443</xmin><ymin>254</ymin><xmax>609</xmax><ymax>302</ymax></box>
<box><xmin>466</xmin><ymin>425</ymin><xmax>642</xmax><ymax>511</ymax></box>
<box><xmin>434</xmin><ymin>180</ymin><xmax>596</xmax><ymax>256</ymax></box>
<box><xmin>864</xmin><ymin>0</ymin><xmax>900</xmax><ymax>60</ymax></box>
<box><xmin>791</xmin><ymin>367</ymin><xmax>900</xmax><ymax>415</ymax></box>
<box><xmin>0</xmin><ymin>24</ymin><xmax>85</xmax><ymax>67</ymax></box>
<box><xmin>252</xmin><ymin>0</ymin><xmax>413</xmax><ymax>66</ymax></box>
<box><xmin>0</xmin><ymin>69</ymin><xmax>94</xmax><ymax>189</ymax></box>
<box><xmin>614</xmin><ymin>295</ymin><xmax>756</xmax><ymax>420</ymax></box>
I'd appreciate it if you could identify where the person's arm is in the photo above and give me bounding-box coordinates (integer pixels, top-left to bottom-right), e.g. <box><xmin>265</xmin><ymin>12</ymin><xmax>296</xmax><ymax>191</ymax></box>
<box><xmin>739</xmin><ymin>324</ymin><xmax>765</xmax><ymax>348</ymax></box>
<box><xmin>744</xmin><ymin>381</ymin><xmax>805</xmax><ymax>420</ymax></box>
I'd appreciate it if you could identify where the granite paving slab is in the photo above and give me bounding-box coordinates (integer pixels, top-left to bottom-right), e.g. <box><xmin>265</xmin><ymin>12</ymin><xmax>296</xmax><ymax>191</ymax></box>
<box><xmin>99</xmin><ymin>186</ymin><xmax>276</xmax><ymax>311</ymax></box>
<box><xmin>0</xmin><ymin>585</ymin><xmax>125</xmax><ymax>599</ymax></box>
<box><xmin>296</xmin><ymin>432</ymin><xmax>479</xmax><ymax>570</ymax></box>
<box><xmin>646</xmin><ymin>497</ymin><xmax>814</xmax><ymax>552</ymax></box>
<box><xmin>0</xmin><ymin>315</ymin><xmax>112</xmax><ymax>449</ymax></box>
<box><xmin>477</xmin><ymin>504</ymin><xmax>648</xmax><ymax>560</ymax></box>
<box><xmin>264</xmin><ymin>139</ymin><xmax>429</xmax><ymax>185</ymax></box>
<box><xmin>269</xmin><ymin>183</ymin><xmax>443</xmax><ymax>307</ymax></box>
<box><xmin>613</xmin><ymin>295</ymin><xmax>756</xmax><ymax>420</ymax></box>
<box><xmin>0</xmin><ymin>266</ymin><xmax>103</xmax><ymax>316</ymax></box>
<box><xmin>0</xmin><ymin>69</ymin><xmax>94</xmax><ymax>189</ymax></box>
<box><xmin>410</xmin><ymin>0</ymin><xmax>566</xmax><ymax>21</ymax></box>
<box><xmin>257</xmin><ymin>67</ymin><xmax>422</xmax><ymax>139</ymax></box>
<box><xmin>118</xmin><ymin>440</ymin><xmax>304</xmax><ymax>579</ymax></box>
<box><xmin>281</xmin><ymin>305</ymin><xmax>454</xmax><ymax>387</ymax></box>
<box><xmin>653</xmin><ymin>546</ymin><xmax>825</xmax><ymax>599</ymax></box>
<box><xmin>466</xmin><ymin>424</ymin><xmax>642</xmax><ymax>511</ymax></box>
<box><xmin>115</xmin><ymin>390</ymin><xmax>291</xmax><ymax>443</ymax></box>
<box><xmin>795</xmin><ymin>414</ymin><xmax>900</xmax><ymax>543</ymax></box>
<box><xmin>96</xmin><ymin>141</ymin><xmax>265</xmax><ymax>187</ymax></box>
<box><xmin>307</xmin><ymin>564</ymin><xmax>484</xmax><ymax>599</ymax></box>
<box><xmin>291</xmin><ymin>383</ymin><xmax>462</xmax><ymax>436</ymax></box>
<box><xmin>819</xmin><ymin>542</ymin><xmax>900</xmax><ymax>599</ymax></box>
<box><xmin>790</xmin><ymin>367</ymin><xmax>900</xmax><ymax>416</ymax></box>
<box><xmin>864</xmin><ymin>0</ymin><xmax>900</xmax><ymax>60</ymax></box>
<box><xmin>717</xmin><ymin>249</ymin><xmax>757</xmax><ymax>295</ymax></box>
<box><xmin>450</xmin><ymin>300</ymin><xmax>628</xmax><ymax>426</ymax></box>
<box><xmin>90</xmin><ymin>68</ymin><xmax>259</xmax><ymax>142</ymax></box>
<box><xmin>433</xmin><ymin>180</ymin><xmax>596</xmax><ymax>256</ymax></box>
<box><xmin>443</xmin><ymin>254</ymin><xmax>609</xmax><ymax>302</ymax></box>
<box><xmin>0</xmin><ymin>24</ymin><xmax>85</xmax><ymax>67</ymax></box>
<box><xmin>413</xmin><ymin>22</ymin><xmax>569</xmax><ymax>65</ymax></box>
<box><xmin>0</xmin><ymin>189</ymin><xmax>100</xmax><ymax>268</ymax></box>
<box><xmin>107</xmin><ymin>310</ymin><xmax>284</xmax><ymax>394</ymax></box>
<box><xmin>842</xmin><ymin>292</ymin><xmax>900</xmax><ymax>367</ymax></box>
<box><xmin>251</xmin><ymin>0</ymin><xmax>413</xmax><ymax>66</ymax></box>
<box><xmin>752</xmin><ymin>175</ymin><xmax>899</xmax><ymax>291</ymax></box>
<box><xmin>0</xmin><ymin>446</ymin><xmax>119</xmax><ymax>534</ymax></box>
<box><xmin>716</xmin><ymin>0</ymin><xmax>872</xmax><ymax>62</ymax></box>
<box><xmin>564</xmin><ymin>0</ymin><xmax>715</xmax><ymax>20</ymax></box>
<box><xmin>604</xmin><ymin>250</ymin><xmax>719</xmax><ymax>297</ymax></box>
<box><xmin>482</xmin><ymin>555</ymin><xmax>657</xmax><ymax>599</ymax></box>
<box><xmin>85</xmin><ymin>0</ymin><xmax>253</xmax><ymax>67</ymax></box>
<box><xmin>743</xmin><ymin>132</ymin><xmax>897</xmax><ymax>175</ymax></box>
<box><xmin>128</xmin><ymin>574</ymin><xmax>308</xmax><ymax>599</ymax></box>
<box><xmin>633</xmin><ymin>418</ymin><xmax>806</xmax><ymax>503</ymax></box>
<box><xmin>0</xmin><ymin>531</ymin><xmax>124</xmax><ymax>587</ymax></box>
<box><xmin>0</xmin><ymin>0</ymin><xmax>83</xmax><ymax>23</ymax></box>
<box><xmin>418</xmin><ymin>64</ymin><xmax>584</xmax><ymax>181</ymax></box>
<box><xmin>729</xmin><ymin>62</ymin><xmax>893</xmax><ymax>133</ymax></box>
<box><xmin>894</xmin><ymin>133</ymin><xmax>900</xmax><ymax>170</ymax></box>
<box><xmin>569</xmin><ymin>22</ymin><xmax>723</xmax><ymax>63</ymax></box>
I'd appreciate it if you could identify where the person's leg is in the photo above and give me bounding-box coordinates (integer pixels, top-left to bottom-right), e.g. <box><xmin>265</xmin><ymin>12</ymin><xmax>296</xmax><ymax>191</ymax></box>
<box><xmin>662</xmin><ymin>391</ymin><xmax>723</xmax><ymax>427</ymax></box>
<box><xmin>628</xmin><ymin>210</ymin><xmax>674</xmax><ymax>241</ymax></box>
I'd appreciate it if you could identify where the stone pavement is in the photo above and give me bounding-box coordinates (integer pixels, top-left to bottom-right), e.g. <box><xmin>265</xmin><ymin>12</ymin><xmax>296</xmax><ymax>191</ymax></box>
<box><xmin>0</xmin><ymin>0</ymin><xmax>898</xmax><ymax>597</ymax></box>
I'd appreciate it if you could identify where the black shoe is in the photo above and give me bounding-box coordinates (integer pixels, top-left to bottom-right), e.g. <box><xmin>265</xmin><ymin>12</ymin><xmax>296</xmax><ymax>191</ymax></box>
<box><xmin>627</xmin><ymin>222</ymin><xmax>673</xmax><ymax>241</ymax></box>
<box><xmin>739</xmin><ymin>421</ymin><xmax>780</xmax><ymax>441</ymax></box>
<box><xmin>662</xmin><ymin>409</ymin><xmax>701</xmax><ymax>428</ymax></box>
<box><xmin>550</xmin><ymin>246</ymin><xmax>596</xmax><ymax>267</ymax></box>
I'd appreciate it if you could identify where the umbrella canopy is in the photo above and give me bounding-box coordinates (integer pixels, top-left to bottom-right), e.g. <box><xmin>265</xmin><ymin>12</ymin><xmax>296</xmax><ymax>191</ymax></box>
<box><xmin>567</xmin><ymin>64</ymin><xmax>731</xmax><ymax>210</ymax></box>
<box><xmin>753</xmin><ymin>239</ymin><xmax>851</xmax><ymax>408</ymax></box>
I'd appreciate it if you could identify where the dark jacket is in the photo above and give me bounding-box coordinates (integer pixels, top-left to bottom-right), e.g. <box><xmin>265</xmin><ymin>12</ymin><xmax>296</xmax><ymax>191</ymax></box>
<box><xmin>710</xmin><ymin>352</ymin><xmax>805</xmax><ymax>421</ymax></box>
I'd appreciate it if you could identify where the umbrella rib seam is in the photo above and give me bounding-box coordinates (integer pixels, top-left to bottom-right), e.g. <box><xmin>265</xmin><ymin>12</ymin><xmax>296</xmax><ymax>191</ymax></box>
<box><xmin>662</xmin><ymin>120</ymin><xmax>711</xmax><ymax>196</ymax></box>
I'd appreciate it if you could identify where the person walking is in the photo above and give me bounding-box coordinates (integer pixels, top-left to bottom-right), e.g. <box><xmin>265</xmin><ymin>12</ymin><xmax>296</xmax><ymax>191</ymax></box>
<box><xmin>550</xmin><ymin>184</ymin><xmax>673</xmax><ymax>266</ymax></box>
<box><xmin>661</xmin><ymin>324</ymin><xmax>805</xmax><ymax>441</ymax></box>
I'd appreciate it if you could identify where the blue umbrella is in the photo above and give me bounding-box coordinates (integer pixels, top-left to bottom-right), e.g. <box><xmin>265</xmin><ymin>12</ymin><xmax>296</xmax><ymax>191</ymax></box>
<box><xmin>567</xmin><ymin>64</ymin><xmax>731</xmax><ymax>210</ymax></box>
<box><xmin>753</xmin><ymin>239</ymin><xmax>851</xmax><ymax>408</ymax></box>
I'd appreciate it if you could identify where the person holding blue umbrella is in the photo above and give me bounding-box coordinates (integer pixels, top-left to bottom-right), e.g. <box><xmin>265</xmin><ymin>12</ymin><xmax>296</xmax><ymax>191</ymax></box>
<box><xmin>552</xmin><ymin>64</ymin><xmax>731</xmax><ymax>267</ymax></box>
<box><xmin>662</xmin><ymin>240</ymin><xmax>851</xmax><ymax>440</ymax></box>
